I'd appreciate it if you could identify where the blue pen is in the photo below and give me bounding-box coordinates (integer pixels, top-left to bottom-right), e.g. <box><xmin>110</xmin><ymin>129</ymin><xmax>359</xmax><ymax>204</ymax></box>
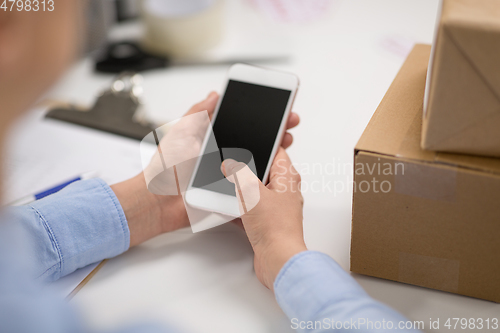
<box><xmin>9</xmin><ymin>171</ymin><xmax>98</xmax><ymax>206</ymax></box>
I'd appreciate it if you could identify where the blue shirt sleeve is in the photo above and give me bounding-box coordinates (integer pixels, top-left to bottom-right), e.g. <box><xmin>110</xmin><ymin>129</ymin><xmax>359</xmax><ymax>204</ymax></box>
<box><xmin>7</xmin><ymin>178</ymin><xmax>130</xmax><ymax>281</ymax></box>
<box><xmin>274</xmin><ymin>251</ymin><xmax>423</xmax><ymax>333</ymax></box>
<box><xmin>0</xmin><ymin>178</ymin><xmax>177</xmax><ymax>333</ymax></box>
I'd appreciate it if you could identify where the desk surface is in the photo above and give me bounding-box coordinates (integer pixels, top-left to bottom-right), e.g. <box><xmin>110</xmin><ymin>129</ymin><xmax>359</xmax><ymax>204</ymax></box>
<box><xmin>42</xmin><ymin>0</ymin><xmax>500</xmax><ymax>332</ymax></box>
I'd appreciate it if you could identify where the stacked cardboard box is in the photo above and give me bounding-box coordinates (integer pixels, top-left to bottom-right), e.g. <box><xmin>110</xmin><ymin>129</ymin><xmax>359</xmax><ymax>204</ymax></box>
<box><xmin>422</xmin><ymin>0</ymin><xmax>500</xmax><ymax>157</ymax></box>
<box><xmin>350</xmin><ymin>44</ymin><xmax>500</xmax><ymax>302</ymax></box>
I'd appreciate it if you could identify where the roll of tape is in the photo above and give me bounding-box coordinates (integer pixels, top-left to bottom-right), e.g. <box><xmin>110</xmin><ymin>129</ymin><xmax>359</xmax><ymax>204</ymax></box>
<box><xmin>141</xmin><ymin>0</ymin><xmax>224</xmax><ymax>57</ymax></box>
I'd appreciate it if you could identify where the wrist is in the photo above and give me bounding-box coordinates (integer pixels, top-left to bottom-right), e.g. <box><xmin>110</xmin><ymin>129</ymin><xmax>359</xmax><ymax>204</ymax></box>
<box><xmin>255</xmin><ymin>238</ymin><xmax>307</xmax><ymax>291</ymax></box>
<box><xmin>111</xmin><ymin>173</ymin><xmax>163</xmax><ymax>247</ymax></box>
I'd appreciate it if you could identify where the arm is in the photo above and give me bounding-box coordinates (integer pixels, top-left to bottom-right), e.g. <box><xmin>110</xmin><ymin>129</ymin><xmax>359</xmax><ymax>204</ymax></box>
<box><xmin>221</xmin><ymin>149</ymin><xmax>421</xmax><ymax>333</ymax></box>
<box><xmin>274</xmin><ymin>251</ymin><xmax>421</xmax><ymax>332</ymax></box>
<box><xmin>5</xmin><ymin>93</ymin><xmax>220</xmax><ymax>282</ymax></box>
<box><xmin>7</xmin><ymin>178</ymin><xmax>130</xmax><ymax>282</ymax></box>
<box><xmin>0</xmin><ymin>93</ymin><xmax>227</xmax><ymax>333</ymax></box>
<box><xmin>0</xmin><ymin>215</ymin><xmax>172</xmax><ymax>333</ymax></box>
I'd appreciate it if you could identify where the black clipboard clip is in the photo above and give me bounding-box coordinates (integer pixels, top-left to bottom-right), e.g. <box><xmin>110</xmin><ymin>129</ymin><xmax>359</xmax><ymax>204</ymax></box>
<box><xmin>45</xmin><ymin>72</ymin><xmax>155</xmax><ymax>141</ymax></box>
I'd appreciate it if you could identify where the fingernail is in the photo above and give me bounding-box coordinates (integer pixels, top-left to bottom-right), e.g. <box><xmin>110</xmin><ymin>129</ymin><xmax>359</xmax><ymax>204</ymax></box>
<box><xmin>221</xmin><ymin>158</ymin><xmax>237</xmax><ymax>175</ymax></box>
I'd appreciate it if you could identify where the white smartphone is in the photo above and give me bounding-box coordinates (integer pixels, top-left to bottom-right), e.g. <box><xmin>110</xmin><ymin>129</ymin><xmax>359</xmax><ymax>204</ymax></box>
<box><xmin>185</xmin><ymin>63</ymin><xmax>299</xmax><ymax>217</ymax></box>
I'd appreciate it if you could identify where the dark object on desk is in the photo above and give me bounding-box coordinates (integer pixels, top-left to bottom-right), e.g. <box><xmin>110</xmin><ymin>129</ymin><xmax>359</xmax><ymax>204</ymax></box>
<box><xmin>46</xmin><ymin>73</ymin><xmax>154</xmax><ymax>141</ymax></box>
<box><xmin>95</xmin><ymin>40</ymin><xmax>292</xmax><ymax>74</ymax></box>
<box><xmin>115</xmin><ymin>0</ymin><xmax>139</xmax><ymax>22</ymax></box>
<box><xmin>95</xmin><ymin>41</ymin><xmax>168</xmax><ymax>73</ymax></box>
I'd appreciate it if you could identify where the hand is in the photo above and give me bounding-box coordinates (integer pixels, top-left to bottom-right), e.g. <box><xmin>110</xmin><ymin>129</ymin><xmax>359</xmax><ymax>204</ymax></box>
<box><xmin>112</xmin><ymin>92</ymin><xmax>301</xmax><ymax>247</ymax></box>
<box><xmin>110</xmin><ymin>92</ymin><xmax>219</xmax><ymax>247</ymax></box>
<box><xmin>221</xmin><ymin>148</ymin><xmax>307</xmax><ymax>290</ymax></box>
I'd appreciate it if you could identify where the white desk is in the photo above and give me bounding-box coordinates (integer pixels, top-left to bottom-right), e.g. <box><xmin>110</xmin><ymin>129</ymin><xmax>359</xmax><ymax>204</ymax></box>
<box><xmin>41</xmin><ymin>0</ymin><xmax>500</xmax><ymax>332</ymax></box>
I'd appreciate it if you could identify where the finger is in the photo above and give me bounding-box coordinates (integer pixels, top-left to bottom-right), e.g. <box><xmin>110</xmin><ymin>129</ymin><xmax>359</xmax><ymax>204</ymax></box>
<box><xmin>185</xmin><ymin>91</ymin><xmax>219</xmax><ymax>118</ymax></box>
<box><xmin>286</xmin><ymin>112</ymin><xmax>300</xmax><ymax>130</ymax></box>
<box><xmin>281</xmin><ymin>132</ymin><xmax>293</xmax><ymax>149</ymax></box>
<box><xmin>221</xmin><ymin>159</ymin><xmax>265</xmax><ymax>214</ymax></box>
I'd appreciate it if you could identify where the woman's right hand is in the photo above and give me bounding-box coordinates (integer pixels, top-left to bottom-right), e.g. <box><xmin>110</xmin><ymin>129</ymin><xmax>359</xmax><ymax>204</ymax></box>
<box><xmin>221</xmin><ymin>147</ymin><xmax>307</xmax><ymax>290</ymax></box>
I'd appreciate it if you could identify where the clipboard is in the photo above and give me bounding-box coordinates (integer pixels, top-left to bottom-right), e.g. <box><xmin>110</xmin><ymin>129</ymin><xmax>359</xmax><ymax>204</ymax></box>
<box><xmin>45</xmin><ymin>72</ymin><xmax>155</xmax><ymax>141</ymax></box>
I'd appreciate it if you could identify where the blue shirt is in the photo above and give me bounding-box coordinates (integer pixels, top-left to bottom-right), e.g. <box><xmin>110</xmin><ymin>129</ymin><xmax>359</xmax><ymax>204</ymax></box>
<box><xmin>0</xmin><ymin>179</ymin><xmax>421</xmax><ymax>332</ymax></box>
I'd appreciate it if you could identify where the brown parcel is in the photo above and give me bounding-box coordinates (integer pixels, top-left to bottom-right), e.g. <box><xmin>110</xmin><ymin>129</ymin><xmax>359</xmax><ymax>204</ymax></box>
<box><xmin>422</xmin><ymin>0</ymin><xmax>500</xmax><ymax>157</ymax></box>
<box><xmin>351</xmin><ymin>44</ymin><xmax>500</xmax><ymax>303</ymax></box>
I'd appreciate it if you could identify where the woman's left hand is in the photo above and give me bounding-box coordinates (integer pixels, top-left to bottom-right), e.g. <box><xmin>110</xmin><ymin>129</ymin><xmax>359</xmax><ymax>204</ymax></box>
<box><xmin>111</xmin><ymin>92</ymin><xmax>300</xmax><ymax>247</ymax></box>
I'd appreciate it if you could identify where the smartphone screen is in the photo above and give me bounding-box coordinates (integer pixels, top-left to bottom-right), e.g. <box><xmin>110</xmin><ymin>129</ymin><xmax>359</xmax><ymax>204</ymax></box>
<box><xmin>191</xmin><ymin>79</ymin><xmax>291</xmax><ymax>196</ymax></box>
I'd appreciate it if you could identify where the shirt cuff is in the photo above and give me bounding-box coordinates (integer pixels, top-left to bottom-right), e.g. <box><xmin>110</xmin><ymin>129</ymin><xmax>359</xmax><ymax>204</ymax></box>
<box><xmin>29</xmin><ymin>178</ymin><xmax>130</xmax><ymax>280</ymax></box>
<box><xmin>274</xmin><ymin>251</ymin><xmax>367</xmax><ymax>321</ymax></box>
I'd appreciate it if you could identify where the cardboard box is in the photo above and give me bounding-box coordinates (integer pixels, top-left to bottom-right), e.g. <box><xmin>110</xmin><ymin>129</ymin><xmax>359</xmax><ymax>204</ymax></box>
<box><xmin>422</xmin><ymin>0</ymin><xmax>500</xmax><ymax>157</ymax></box>
<box><xmin>351</xmin><ymin>44</ymin><xmax>500</xmax><ymax>303</ymax></box>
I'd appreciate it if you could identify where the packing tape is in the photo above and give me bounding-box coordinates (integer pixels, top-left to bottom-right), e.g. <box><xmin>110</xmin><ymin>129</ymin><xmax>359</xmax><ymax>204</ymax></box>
<box><xmin>394</xmin><ymin>161</ymin><xmax>457</xmax><ymax>202</ymax></box>
<box><xmin>398</xmin><ymin>252</ymin><xmax>460</xmax><ymax>293</ymax></box>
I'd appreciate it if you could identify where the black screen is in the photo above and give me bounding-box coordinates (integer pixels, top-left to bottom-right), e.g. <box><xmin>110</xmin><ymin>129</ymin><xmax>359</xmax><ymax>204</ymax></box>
<box><xmin>192</xmin><ymin>80</ymin><xmax>291</xmax><ymax>196</ymax></box>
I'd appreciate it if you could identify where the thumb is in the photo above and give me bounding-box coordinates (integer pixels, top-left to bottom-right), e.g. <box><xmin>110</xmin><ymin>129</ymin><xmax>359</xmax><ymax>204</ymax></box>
<box><xmin>221</xmin><ymin>159</ymin><xmax>264</xmax><ymax>214</ymax></box>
